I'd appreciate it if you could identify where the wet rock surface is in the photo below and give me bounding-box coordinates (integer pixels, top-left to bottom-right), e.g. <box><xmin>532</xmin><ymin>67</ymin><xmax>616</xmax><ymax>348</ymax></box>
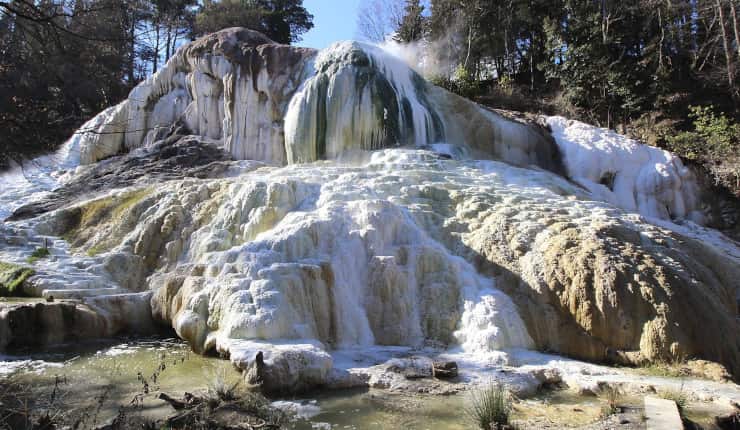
<box><xmin>0</xmin><ymin>28</ymin><xmax>738</xmax><ymax>419</ymax></box>
<box><xmin>0</xmin><ymin>297</ymin><xmax>154</xmax><ymax>351</ymax></box>
<box><xmin>433</xmin><ymin>360</ymin><xmax>459</xmax><ymax>378</ymax></box>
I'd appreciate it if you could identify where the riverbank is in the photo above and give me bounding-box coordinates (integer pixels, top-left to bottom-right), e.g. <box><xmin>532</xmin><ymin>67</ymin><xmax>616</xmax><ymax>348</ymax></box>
<box><xmin>1</xmin><ymin>337</ymin><xmax>738</xmax><ymax>429</ymax></box>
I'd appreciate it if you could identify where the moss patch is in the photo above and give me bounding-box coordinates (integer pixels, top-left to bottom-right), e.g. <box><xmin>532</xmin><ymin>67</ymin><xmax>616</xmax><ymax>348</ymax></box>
<box><xmin>635</xmin><ymin>362</ymin><xmax>690</xmax><ymax>378</ymax></box>
<box><xmin>112</xmin><ymin>188</ymin><xmax>151</xmax><ymax>219</ymax></box>
<box><xmin>26</xmin><ymin>247</ymin><xmax>50</xmax><ymax>264</ymax></box>
<box><xmin>86</xmin><ymin>243</ymin><xmax>108</xmax><ymax>257</ymax></box>
<box><xmin>62</xmin><ymin>187</ymin><xmax>152</xmax><ymax>254</ymax></box>
<box><xmin>0</xmin><ymin>261</ymin><xmax>35</xmax><ymax>297</ymax></box>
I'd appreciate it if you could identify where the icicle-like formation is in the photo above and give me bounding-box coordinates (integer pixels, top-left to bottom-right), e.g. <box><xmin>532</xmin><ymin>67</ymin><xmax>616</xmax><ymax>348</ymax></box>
<box><xmin>284</xmin><ymin>41</ymin><xmax>444</xmax><ymax>163</ymax></box>
<box><xmin>547</xmin><ymin>116</ymin><xmax>704</xmax><ymax>223</ymax></box>
<box><xmin>56</xmin><ymin>29</ymin><xmax>314</xmax><ymax>166</ymax></box>
<box><xmin>58</xmin><ymin>28</ymin><xmax>562</xmax><ymax>176</ymax></box>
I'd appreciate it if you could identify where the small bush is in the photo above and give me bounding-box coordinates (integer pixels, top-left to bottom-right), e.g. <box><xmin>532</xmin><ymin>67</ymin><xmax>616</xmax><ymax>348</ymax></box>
<box><xmin>664</xmin><ymin>105</ymin><xmax>740</xmax><ymax>192</ymax></box>
<box><xmin>467</xmin><ymin>381</ymin><xmax>513</xmax><ymax>430</ymax></box>
<box><xmin>658</xmin><ymin>387</ymin><xmax>688</xmax><ymax>415</ymax></box>
<box><xmin>27</xmin><ymin>247</ymin><xmax>50</xmax><ymax>264</ymax></box>
<box><xmin>600</xmin><ymin>385</ymin><xmax>622</xmax><ymax>417</ymax></box>
<box><xmin>428</xmin><ymin>64</ymin><xmax>481</xmax><ymax>99</ymax></box>
<box><xmin>497</xmin><ymin>75</ymin><xmax>514</xmax><ymax>97</ymax></box>
<box><xmin>207</xmin><ymin>368</ymin><xmax>242</xmax><ymax>402</ymax></box>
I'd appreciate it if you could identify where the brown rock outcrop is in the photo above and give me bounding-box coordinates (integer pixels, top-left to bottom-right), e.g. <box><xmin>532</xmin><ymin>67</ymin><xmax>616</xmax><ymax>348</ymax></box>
<box><xmin>0</xmin><ymin>296</ymin><xmax>154</xmax><ymax>351</ymax></box>
<box><xmin>458</xmin><ymin>207</ymin><xmax>740</xmax><ymax>377</ymax></box>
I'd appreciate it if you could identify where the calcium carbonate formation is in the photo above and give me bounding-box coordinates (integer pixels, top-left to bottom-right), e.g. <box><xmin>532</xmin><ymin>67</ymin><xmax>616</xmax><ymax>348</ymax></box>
<box><xmin>1</xmin><ymin>28</ymin><xmax>738</xmax><ymax>392</ymax></box>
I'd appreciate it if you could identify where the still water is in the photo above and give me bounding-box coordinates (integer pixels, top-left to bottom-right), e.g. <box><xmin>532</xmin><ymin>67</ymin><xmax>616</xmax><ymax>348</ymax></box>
<box><xmin>1</xmin><ymin>338</ymin><xmax>609</xmax><ymax>429</ymax></box>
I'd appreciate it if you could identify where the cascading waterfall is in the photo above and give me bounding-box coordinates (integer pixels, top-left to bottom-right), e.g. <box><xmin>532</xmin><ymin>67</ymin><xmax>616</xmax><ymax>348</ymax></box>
<box><xmin>2</xmin><ymin>28</ymin><xmax>739</xmax><ymax>392</ymax></box>
<box><xmin>284</xmin><ymin>41</ymin><xmax>444</xmax><ymax>163</ymax></box>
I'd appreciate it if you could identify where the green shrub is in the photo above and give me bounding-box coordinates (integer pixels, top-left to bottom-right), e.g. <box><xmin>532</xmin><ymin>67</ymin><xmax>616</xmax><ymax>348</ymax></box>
<box><xmin>497</xmin><ymin>74</ymin><xmax>514</xmax><ymax>97</ymax></box>
<box><xmin>600</xmin><ymin>385</ymin><xmax>622</xmax><ymax>417</ymax></box>
<box><xmin>664</xmin><ymin>105</ymin><xmax>740</xmax><ymax>191</ymax></box>
<box><xmin>428</xmin><ymin>64</ymin><xmax>481</xmax><ymax>99</ymax></box>
<box><xmin>27</xmin><ymin>247</ymin><xmax>50</xmax><ymax>264</ymax></box>
<box><xmin>664</xmin><ymin>105</ymin><xmax>738</xmax><ymax>160</ymax></box>
<box><xmin>467</xmin><ymin>381</ymin><xmax>513</xmax><ymax>430</ymax></box>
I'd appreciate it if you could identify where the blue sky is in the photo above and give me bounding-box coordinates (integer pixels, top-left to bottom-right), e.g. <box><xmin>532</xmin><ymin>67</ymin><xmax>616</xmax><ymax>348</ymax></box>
<box><xmin>299</xmin><ymin>0</ymin><xmax>362</xmax><ymax>49</ymax></box>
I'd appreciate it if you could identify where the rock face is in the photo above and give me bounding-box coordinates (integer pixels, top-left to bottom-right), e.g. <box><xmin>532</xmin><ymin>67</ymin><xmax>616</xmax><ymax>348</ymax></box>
<box><xmin>0</xmin><ymin>296</ymin><xmax>154</xmax><ymax>351</ymax></box>
<box><xmin>59</xmin><ymin>28</ymin><xmax>712</xmax><ymax>228</ymax></box>
<box><xmin>0</xmin><ymin>28</ymin><xmax>738</xmax><ymax>393</ymax></box>
<box><xmin>66</xmin><ymin>28</ymin><xmax>315</xmax><ymax>166</ymax></box>
<box><xmin>9</xmin><ymin>129</ymin><xmax>234</xmax><ymax>221</ymax></box>
<box><xmin>547</xmin><ymin>117</ymin><xmax>704</xmax><ymax>224</ymax></box>
<box><xmin>456</xmin><ymin>203</ymin><xmax>740</xmax><ymax>373</ymax></box>
<box><xmin>65</xmin><ymin>28</ymin><xmax>561</xmax><ymax>174</ymax></box>
<box><xmin>22</xmin><ymin>147</ymin><xmax>740</xmax><ymax>389</ymax></box>
<box><xmin>432</xmin><ymin>360</ymin><xmax>458</xmax><ymax>378</ymax></box>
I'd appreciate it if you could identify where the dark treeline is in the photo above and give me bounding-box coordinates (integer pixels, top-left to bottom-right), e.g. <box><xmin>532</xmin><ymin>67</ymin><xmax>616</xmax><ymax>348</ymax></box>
<box><xmin>0</xmin><ymin>0</ymin><xmax>313</xmax><ymax>167</ymax></box>
<box><xmin>372</xmin><ymin>0</ymin><xmax>740</xmax><ymax>193</ymax></box>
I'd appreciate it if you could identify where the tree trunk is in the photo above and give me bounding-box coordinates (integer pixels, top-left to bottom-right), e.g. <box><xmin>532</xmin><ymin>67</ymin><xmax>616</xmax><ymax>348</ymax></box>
<box><xmin>658</xmin><ymin>6</ymin><xmax>665</xmax><ymax>72</ymax></box>
<box><xmin>717</xmin><ymin>0</ymin><xmax>737</xmax><ymax>98</ymax></box>
<box><xmin>601</xmin><ymin>0</ymin><xmax>610</xmax><ymax>44</ymax></box>
<box><xmin>464</xmin><ymin>22</ymin><xmax>472</xmax><ymax>70</ymax></box>
<box><xmin>530</xmin><ymin>32</ymin><xmax>535</xmax><ymax>91</ymax></box>
<box><xmin>730</xmin><ymin>0</ymin><xmax>740</xmax><ymax>60</ymax></box>
<box><xmin>166</xmin><ymin>22</ymin><xmax>172</xmax><ymax>60</ymax></box>
<box><xmin>127</xmin><ymin>2</ymin><xmax>136</xmax><ymax>85</ymax></box>
<box><xmin>153</xmin><ymin>23</ymin><xmax>160</xmax><ymax>73</ymax></box>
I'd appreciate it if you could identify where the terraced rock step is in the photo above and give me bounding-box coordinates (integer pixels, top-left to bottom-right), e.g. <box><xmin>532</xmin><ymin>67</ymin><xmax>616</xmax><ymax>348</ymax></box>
<box><xmin>644</xmin><ymin>396</ymin><xmax>683</xmax><ymax>430</ymax></box>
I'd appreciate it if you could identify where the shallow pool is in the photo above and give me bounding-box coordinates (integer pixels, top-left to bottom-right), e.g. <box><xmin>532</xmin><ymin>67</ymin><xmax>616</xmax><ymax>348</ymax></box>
<box><xmin>0</xmin><ymin>338</ymin><xmax>629</xmax><ymax>429</ymax></box>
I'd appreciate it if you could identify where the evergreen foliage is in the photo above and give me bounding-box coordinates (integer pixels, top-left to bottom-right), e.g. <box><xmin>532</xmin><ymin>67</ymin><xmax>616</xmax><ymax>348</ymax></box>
<box><xmin>394</xmin><ymin>0</ymin><xmax>425</xmax><ymax>43</ymax></box>
<box><xmin>195</xmin><ymin>0</ymin><xmax>313</xmax><ymax>44</ymax></box>
<box><xmin>395</xmin><ymin>0</ymin><xmax>740</xmax><ymax>193</ymax></box>
<box><xmin>0</xmin><ymin>0</ymin><xmax>313</xmax><ymax>168</ymax></box>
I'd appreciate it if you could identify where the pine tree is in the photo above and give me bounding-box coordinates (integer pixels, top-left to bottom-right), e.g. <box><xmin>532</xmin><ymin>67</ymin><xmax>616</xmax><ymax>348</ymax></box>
<box><xmin>195</xmin><ymin>0</ymin><xmax>313</xmax><ymax>44</ymax></box>
<box><xmin>394</xmin><ymin>0</ymin><xmax>425</xmax><ymax>43</ymax></box>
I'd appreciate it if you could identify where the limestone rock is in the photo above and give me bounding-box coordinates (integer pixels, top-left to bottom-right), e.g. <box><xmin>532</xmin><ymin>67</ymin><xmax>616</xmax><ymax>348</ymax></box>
<box><xmin>0</xmin><ymin>296</ymin><xmax>153</xmax><ymax>351</ymax></box>
<box><xmin>386</xmin><ymin>357</ymin><xmax>434</xmax><ymax>379</ymax></box>
<box><xmin>529</xmin><ymin>367</ymin><xmax>563</xmax><ymax>386</ymax></box>
<box><xmin>64</xmin><ymin>28</ymin><xmax>561</xmax><ymax>178</ymax></box>
<box><xmin>237</xmin><ymin>342</ymin><xmax>333</xmax><ymax>394</ymax></box>
<box><xmin>457</xmin><ymin>203</ymin><xmax>740</xmax><ymax>377</ymax></box>
<box><xmin>683</xmin><ymin>360</ymin><xmax>733</xmax><ymax>383</ymax></box>
<box><xmin>66</xmin><ymin>28</ymin><xmax>315</xmax><ymax>166</ymax></box>
<box><xmin>26</xmin><ymin>143</ymin><xmax>740</xmax><ymax>383</ymax></box>
<box><xmin>432</xmin><ymin>361</ymin><xmax>459</xmax><ymax>379</ymax></box>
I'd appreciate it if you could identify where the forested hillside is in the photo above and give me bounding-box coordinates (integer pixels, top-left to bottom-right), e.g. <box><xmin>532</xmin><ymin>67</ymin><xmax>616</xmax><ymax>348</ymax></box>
<box><xmin>361</xmin><ymin>0</ymin><xmax>740</xmax><ymax>194</ymax></box>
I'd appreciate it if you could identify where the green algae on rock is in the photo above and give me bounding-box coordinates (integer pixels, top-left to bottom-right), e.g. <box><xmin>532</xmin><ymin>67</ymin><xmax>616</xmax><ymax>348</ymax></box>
<box><xmin>0</xmin><ymin>261</ymin><xmax>34</xmax><ymax>297</ymax></box>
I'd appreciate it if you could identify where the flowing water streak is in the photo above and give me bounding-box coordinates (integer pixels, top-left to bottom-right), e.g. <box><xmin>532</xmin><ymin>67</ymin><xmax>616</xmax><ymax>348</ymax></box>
<box><xmin>284</xmin><ymin>41</ymin><xmax>444</xmax><ymax>163</ymax></box>
<box><xmin>149</xmin><ymin>150</ymin><xmax>536</xmax><ymax>374</ymax></box>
